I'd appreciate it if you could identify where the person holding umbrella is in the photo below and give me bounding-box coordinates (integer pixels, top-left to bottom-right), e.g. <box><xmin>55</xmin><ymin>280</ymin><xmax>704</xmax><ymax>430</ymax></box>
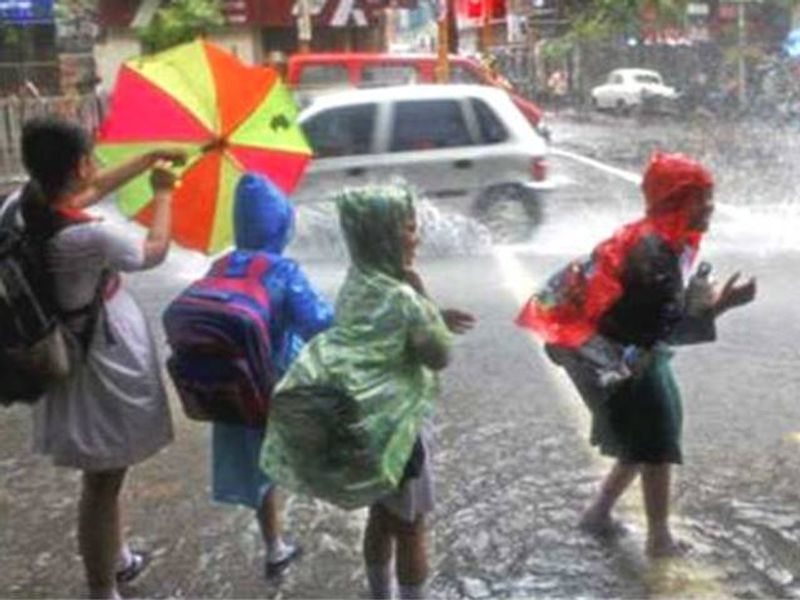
<box><xmin>18</xmin><ymin>116</ymin><xmax>185</xmax><ymax>598</ymax></box>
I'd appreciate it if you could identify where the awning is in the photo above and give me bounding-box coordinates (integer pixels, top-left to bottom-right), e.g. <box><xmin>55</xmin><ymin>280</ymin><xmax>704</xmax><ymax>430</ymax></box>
<box><xmin>97</xmin><ymin>0</ymin><xmax>417</xmax><ymax>29</ymax></box>
<box><xmin>0</xmin><ymin>0</ymin><xmax>54</xmax><ymax>23</ymax></box>
<box><xmin>97</xmin><ymin>0</ymin><xmax>143</xmax><ymax>27</ymax></box>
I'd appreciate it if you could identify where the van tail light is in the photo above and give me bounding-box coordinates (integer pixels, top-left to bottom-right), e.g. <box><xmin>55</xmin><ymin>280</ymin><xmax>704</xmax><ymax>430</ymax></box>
<box><xmin>531</xmin><ymin>157</ymin><xmax>547</xmax><ymax>182</ymax></box>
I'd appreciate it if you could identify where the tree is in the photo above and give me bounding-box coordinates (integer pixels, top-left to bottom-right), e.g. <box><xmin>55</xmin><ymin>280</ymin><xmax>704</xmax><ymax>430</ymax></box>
<box><xmin>538</xmin><ymin>1</ymin><xmax>690</xmax><ymax>103</ymax></box>
<box><xmin>54</xmin><ymin>0</ymin><xmax>98</xmax><ymax>22</ymax></box>
<box><xmin>138</xmin><ymin>0</ymin><xmax>225</xmax><ymax>54</ymax></box>
<box><xmin>560</xmin><ymin>0</ymin><xmax>689</xmax><ymax>43</ymax></box>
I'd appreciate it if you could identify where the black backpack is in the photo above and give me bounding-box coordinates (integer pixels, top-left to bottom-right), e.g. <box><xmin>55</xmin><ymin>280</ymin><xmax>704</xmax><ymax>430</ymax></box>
<box><xmin>0</xmin><ymin>189</ymin><xmax>107</xmax><ymax>405</ymax></box>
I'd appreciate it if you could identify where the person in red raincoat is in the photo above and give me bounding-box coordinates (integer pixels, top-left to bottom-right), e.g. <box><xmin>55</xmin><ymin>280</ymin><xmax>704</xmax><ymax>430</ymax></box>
<box><xmin>517</xmin><ymin>152</ymin><xmax>756</xmax><ymax>557</ymax></box>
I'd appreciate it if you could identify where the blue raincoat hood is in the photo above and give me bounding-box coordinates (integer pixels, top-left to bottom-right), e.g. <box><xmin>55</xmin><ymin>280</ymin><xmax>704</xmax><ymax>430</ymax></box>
<box><xmin>233</xmin><ymin>173</ymin><xmax>295</xmax><ymax>254</ymax></box>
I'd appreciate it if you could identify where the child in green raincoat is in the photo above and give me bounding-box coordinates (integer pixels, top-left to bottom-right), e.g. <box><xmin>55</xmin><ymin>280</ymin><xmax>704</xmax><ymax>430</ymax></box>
<box><xmin>261</xmin><ymin>186</ymin><xmax>474</xmax><ymax>599</ymax></box>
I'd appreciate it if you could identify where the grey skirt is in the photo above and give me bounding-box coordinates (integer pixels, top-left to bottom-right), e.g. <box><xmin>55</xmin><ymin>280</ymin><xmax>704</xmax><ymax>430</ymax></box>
<box><xmin>377</xmin><ymin>421</ymin><xmax>435</xmax><ymax>523</ymax></box>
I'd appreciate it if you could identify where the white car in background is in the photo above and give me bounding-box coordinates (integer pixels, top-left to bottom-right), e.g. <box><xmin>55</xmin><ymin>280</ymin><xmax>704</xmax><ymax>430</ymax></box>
<box><xmin>591</xmin><ymin>68</ymin><xmax>678</xmax><ymax>113</ymax></box>
<box><xmin>294</xmin><ymin>84</ymin><xmax>552</xmax><ymax>237</ymax></box>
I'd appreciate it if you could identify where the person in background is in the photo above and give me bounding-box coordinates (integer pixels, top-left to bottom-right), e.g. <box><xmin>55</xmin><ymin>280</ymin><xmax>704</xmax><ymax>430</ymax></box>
<box><xmin>547</xmin><ymin>69</ymin><xmax>568</xmax><ymax>112</ymax></box>
<box><xmin>92</xmin><ymin>75</ymin><xmax>110</xmax><ymax>123</ymax></box>
<box><xmin>19</xmin><ymin>116</ymin><xmax>186</xmax><ymax>598</ymax></box>
<box><xmin>264</xmin><ymin>50</ymin><xmax>288</xmax><ymax>79</ymax></box>
<box><xmin>210</xmin><ymin>173</ymin><xmax>334</xmax><ymax>578</ymax></box>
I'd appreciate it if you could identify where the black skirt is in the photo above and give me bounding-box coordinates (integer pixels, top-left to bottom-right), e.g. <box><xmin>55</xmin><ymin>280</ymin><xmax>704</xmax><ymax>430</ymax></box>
<box><xmin>562</xmin><ymin>347</ymin><xmax>683</xmax><ymax>464</ymax></box>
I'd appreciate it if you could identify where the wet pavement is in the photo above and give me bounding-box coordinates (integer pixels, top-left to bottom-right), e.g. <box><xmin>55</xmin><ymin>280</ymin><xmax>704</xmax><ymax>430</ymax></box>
<box><xmin>2</xmin><ymin>114</ymin><xmax>800</xmax><ymax>598</ymax></box>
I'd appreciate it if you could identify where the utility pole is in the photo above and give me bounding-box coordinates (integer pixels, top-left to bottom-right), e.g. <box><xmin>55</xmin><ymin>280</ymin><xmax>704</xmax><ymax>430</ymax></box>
<box><xmin>436</xmin><ymin>0</ymin><xmax>450</xmax><ymax>82</ymax></box>
<box><xmin>297</xmin><ymin>0</ymin><xmax>312</xmax><ymax>53</ymax></box>
<box><xmin>737</xmin><ymin>0</ymin><xmax>746</xmax><ymax>107</ymax></box>
<box><xmin>385</xmin><ymin>0</ymin><xmax>396</xmax><ymax>50</ymax></box>
<box><xmin>733</xmin><ymin>0</ymin><xmax>764</xmax><ymax>108</ymax></box>
<box><xmin>480</xmin><ymin>0</ymin><xmax>492</xmax><ymax>53</ymax></box>
<box><xmin>447</xmin><ymin>0</ymin><xmax>459</xmax><ymax>53</ymax></box>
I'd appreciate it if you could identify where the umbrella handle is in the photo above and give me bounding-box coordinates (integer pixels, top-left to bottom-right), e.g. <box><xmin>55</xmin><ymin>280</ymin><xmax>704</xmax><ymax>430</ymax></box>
<box><xmin>202</xmin><ymin>137</ymin><xmax>227</xmax><ymax>153</ymax></box>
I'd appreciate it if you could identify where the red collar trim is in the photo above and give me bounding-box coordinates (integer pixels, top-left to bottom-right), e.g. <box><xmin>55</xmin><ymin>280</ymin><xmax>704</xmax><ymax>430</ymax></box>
<box><xmin>56</xmin><ymin>207</ymin><xmax>98</xmax><ymax>224</ymax></box>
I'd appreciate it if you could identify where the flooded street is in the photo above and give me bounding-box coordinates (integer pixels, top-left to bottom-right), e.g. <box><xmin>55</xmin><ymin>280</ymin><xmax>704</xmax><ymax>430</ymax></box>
<box><xmin>2</xmin><ymin>114</ymin><xmax>800</xmax><ymax>598</ymax></box>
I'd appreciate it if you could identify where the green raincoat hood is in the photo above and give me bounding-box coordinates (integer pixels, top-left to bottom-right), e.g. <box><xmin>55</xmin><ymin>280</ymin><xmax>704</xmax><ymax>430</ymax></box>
<box><xmin>336</xmin><ymin>186</ymin><xmax>415</xmax><ymax>279</ymax></box>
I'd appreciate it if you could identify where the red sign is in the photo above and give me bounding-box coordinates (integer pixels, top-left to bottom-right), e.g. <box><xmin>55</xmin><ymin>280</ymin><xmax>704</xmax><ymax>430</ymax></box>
<box><xmin>221</xmin><ymin>0</ymin><xmax>248</xmax><ymax>24</ymax></box>
<box><xmin>100</xmin><ymin>0</ymin><xmax>416</xmax><ymax>29</ymax></box>
<box><xmin>466</xmin><ymin>0</ymin><xmax>483</xmax><ymax>18</ymax></box>
<box><xmin>458</xmin><ymin>0</ymin><xmax>505</xmax><ymax>21</ymax></box>
<box><xmin>718</xmin><ymin>4</ymin><xmax>738</xmax><ymax>20</ymax></box>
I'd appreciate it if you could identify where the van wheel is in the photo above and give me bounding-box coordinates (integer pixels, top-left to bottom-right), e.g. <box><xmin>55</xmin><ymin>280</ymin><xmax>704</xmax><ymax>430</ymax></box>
<box><xmin>474</xmin><ymin>185</ymin><xmax>542</xmax><ymax>244</ymax></box>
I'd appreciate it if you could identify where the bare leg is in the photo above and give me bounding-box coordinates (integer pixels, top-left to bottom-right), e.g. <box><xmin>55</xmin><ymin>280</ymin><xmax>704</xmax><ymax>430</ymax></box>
<box><xmin>364</xmin><ymin>504</ymin><xmax>394</xmax><ymax>599</ymax></box>
<box><xmin>642</xmin><ymin>463</ymin><xmax>683</xmax><ymax>557</ymax></box>
<box><xmin>580</xmin><ymin>460</ymin><xmax>640</xmax><ymax>534</ymax></box>
<box><xmin>258</xmin><ymin>488</ymin><xmax>300</xmax><ymax>576</ymax></box>
<box><xmin>395</xmin><ymin>515</ymin><xmax>428</xmax><ymax>599</ymax></box>
<box><xmin>256</xmin><ymin>487</ymin><xmax>279</xmax><ymax>546</ymax></box>
<box><xmin>79</xmin><ymin>468</ymin><xmax>127</xmax><ymax>599</ymax></box>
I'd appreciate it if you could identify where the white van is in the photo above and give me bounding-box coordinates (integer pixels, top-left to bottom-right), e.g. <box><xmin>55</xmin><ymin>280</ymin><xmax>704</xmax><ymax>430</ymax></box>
<box><xmin>294</xmin><ymin>84</ymin><xmax>552</xmax><ymax>228</ymax></box>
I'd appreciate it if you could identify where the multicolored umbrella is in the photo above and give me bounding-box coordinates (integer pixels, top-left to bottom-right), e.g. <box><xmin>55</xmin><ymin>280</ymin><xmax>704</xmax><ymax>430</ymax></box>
<box><xmin>96</xmin><ymin>39</ymin><xmax>311</xmax><ymax>254</ymax></box>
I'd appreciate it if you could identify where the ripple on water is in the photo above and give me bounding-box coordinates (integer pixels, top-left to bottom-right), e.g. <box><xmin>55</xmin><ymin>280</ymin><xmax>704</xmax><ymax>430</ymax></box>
<box><xmin>681</xmin><ymin>495</ymin><xmax>800</xmax><ymax>597</ymax></box>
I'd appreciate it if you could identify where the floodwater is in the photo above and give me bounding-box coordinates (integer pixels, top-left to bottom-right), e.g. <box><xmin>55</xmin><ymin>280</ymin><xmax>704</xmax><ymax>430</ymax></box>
<box><xmin>2</xmin><ymin>113</ymin><xmax>800</xmax><ymax>598</ymax></box>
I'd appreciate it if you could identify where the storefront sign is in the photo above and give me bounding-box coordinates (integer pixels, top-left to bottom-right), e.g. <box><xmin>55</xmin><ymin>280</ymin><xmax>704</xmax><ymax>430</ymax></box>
<box><xmin>0</xmin><ymin>0</ymin><xmax>54</xmax><ymax>23</ymax></box>
<box><xmin>687</xmin><ymin>3</ymin><xmax>709</xmax><ymax>17</ymax></box>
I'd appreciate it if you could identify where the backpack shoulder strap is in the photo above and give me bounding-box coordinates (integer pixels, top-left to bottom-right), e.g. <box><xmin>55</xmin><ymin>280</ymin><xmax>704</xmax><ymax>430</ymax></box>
<box><xmin>47</xmin><ymin>209</ymin><xmax>112</xmax><ymax>352</ymax></box>
<box><xmin>245</xmin><ymin>253</ymin><xmax>273</xmax><ymax>280</ymax></box>
<box><xmin>60</xmin><ymin>268</ymin><xmax>112</xmax><ymax>352</ymax></box>
<box><xmin>0</xmin><ymin>188</ymin><xmax>23</xmax><ymax>230</ymax></box>
<box><xmin>211</xmin><ymin>252</ymin><xmax>274</xmax><ymax>280</ymax></box>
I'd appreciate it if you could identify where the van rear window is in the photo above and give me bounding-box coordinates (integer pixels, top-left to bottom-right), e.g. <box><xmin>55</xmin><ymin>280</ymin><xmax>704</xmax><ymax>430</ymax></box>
<box><xmin>450</xmin><ymin>65</ymin><xmax>484</xmax><ymax>85</ymax></box>
<box><xmin>361</xmin><ymin>65</ymin><xmax>418</xmax><ymax>87</ymax></box>
<box><xmin>298</xmin><ymin>65</ymin><xmax>350</xmax><ymax>87</ymax></box>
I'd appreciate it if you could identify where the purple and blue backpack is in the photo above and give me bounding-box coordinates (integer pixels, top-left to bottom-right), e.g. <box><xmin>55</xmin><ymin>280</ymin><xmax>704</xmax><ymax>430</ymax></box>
<box><xmin>163</xmin><ymin>253</ymin><xmax>275</xmax><ymax>427</ymax></box>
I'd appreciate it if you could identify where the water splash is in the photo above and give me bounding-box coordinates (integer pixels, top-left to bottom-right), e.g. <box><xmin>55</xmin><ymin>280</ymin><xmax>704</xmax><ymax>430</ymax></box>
<box><xmin>285</xmin><ymin>196</ymin><xmax>493</xmax><ymax>261</ymax></box>
<box><xmin>522</xmin><ymin>146</ymin><xmax>800</xmax><ymax>256</ymax></box>
<box><xmin>528</xmin><ymin>200</ymin><xmax>800</xmax><ymax>258</ymax></box>
<box><xmin>89</xmin><ymin>195</ymin><xmax>492</xmax><ymax>283</ymax></box>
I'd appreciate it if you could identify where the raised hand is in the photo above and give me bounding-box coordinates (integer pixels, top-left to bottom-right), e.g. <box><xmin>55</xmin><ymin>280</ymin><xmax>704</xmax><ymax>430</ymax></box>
<box><xmin>149</xmin><ymin>161</ymin><xmax>178</xmax><ymax>193</ymax></box>
<box><xmin>441</xmin><ymin>308</ymin><xmax>476</xmax><ymax>335</ymax></box>
<box><xmin>714</xmin><ymin>272</ymin><xmax>757</xmax><ymax>316</ymax></box>
<box><xmin>148</xmin><ymin>148</ymin><xmax>187</xmax><ymax>167</ymax></box>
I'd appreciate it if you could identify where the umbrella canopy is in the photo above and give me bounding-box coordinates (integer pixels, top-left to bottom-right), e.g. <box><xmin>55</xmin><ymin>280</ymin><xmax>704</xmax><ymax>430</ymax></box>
<box><xmin>96</xmin><ymin>39</ymin><xmax>311</xmax><ymax>254</ymax></box>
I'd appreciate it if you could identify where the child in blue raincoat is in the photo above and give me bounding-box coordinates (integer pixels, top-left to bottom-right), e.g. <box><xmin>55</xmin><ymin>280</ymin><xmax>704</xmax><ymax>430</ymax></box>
<box><xmin>210</xmin><ymin>173</ymin><xmax>333</xmax><ymax>577</ymax></box>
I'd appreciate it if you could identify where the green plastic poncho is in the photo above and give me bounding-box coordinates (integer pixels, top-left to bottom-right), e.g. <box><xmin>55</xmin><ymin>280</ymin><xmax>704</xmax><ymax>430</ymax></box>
<box><xmin>260</xmin><ymin>186</ymin><xmax>452</xmax><ymax>510</ymax></box>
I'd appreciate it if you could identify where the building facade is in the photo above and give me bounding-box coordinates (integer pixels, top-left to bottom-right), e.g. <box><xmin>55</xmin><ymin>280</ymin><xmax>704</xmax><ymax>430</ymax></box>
<box><xmin>95</xmin><ymin>0</ymin><xmax>398</xmax><ymax>89</ymax></box>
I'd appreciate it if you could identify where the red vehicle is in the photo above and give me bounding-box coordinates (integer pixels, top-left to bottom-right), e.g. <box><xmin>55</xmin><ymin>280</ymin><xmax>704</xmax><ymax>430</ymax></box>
<box><xmin>285</xmin><ymin>52</ymin><xmax>547</xmax><ymax>136</ymax></box>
